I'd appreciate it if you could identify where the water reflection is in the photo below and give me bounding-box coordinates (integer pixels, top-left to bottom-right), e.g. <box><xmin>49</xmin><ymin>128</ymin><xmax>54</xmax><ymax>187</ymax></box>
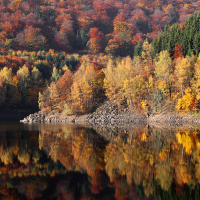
<box><xmin>0</xmin><ymin>122</ymin><xmax>200</xmax><ymax>199</ymax></box>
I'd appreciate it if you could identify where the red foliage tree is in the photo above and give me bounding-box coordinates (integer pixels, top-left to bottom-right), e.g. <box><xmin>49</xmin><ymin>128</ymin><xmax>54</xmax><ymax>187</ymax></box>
<box><xmin>23</xmin><ymin>13</ymin><xmax>37</xmax><ymax>27</ymax></box>
<box><xmin>131</xmin><ymin>32</ymin><xmax>145</xmax><ymax>48</ymax></box>
<box><xmin>88</xmin><ymin>28</ymin><xmax>104</xmax><ymax>54</ymax></box>
<box><xmin>172</xmin><ymin>43</ymin><xmax>183</xmax><ymax>59</ymax></box>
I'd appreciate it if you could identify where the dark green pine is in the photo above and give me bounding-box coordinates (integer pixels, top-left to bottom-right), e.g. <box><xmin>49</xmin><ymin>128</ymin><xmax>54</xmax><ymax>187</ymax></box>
<box><xmin>152</xmin><ymin>35</ymin><xmax>158</xmax><ymax>58</ymax></box>
<box><xmin>134</xmin><ymin>40</ymin><xmax>143</xmax><ymax>57</ymax></box>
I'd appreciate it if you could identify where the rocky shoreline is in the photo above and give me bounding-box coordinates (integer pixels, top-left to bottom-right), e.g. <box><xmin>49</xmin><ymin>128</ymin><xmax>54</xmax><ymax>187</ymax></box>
<box><xmin>148</xmin><ymin>113</ymin><xmax>200</xmax><ymax>127</ymax></box>
<box><xmin>19</xmin><ymin>101</ymin><xmax>200</xmax><ymax>127</ymax></box>
<box><xmin>19</xmin><ymin>112</ymin><xmax>147</xmax><ymax>125</ymax></box>
<box><xmin>19</xmin><ymin>101</ymin><xmax>147</xmax><ymax>125</ymax></box>
<box><xmin>20</xmin><ymin>111</ymin><xmax>200</xmax><ymax>128</ymax></box>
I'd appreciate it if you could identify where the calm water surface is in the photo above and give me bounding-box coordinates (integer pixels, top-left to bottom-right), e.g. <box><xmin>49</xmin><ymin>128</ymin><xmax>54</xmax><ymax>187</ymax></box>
<box><xmin>0</xmin><ymin>120</ymin><xmax>200</xmax><ymax>200</ymax></box>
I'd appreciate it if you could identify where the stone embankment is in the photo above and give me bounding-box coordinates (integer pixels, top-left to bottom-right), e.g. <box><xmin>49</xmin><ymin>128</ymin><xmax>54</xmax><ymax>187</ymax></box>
<box><xmin>20</xmin><ymin>101</ymin><xmax>200</xmax><ymax>126</ymax></box>
<box><xmin>20</xmin><ymin>112</ymin><xmax>146</xmax><ymax>125</ymax></box>
<box><xmin>20</xmin><ymin>101</ymin><xmax>146</xmax><ymax>125</ymax></box>
<box><xmin>20</xmin><ymin>112</ymin><xmax>46</xmax><ymax>123</ymax></box>
<box><xmin>20</xmin><ymin>112</ymin><xmax>76</xmax><ymax>123</ymax></box>
<box><xmin>148</xmin><ymin>113</ymin><xmax>200</xmax><ymax>127</ymax></box>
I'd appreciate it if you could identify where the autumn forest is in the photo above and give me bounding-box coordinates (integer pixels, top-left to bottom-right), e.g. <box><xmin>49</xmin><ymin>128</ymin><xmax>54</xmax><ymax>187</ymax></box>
<box><xmin>1</xmin><ymin>0</ymin><xmax>200</xmax><ymax>114</ymax></box>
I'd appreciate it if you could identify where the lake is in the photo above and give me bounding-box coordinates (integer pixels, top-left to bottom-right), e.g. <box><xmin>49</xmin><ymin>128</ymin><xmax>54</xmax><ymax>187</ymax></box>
<box><xmin>0</xmin><ymin>120</ymin><xmax>200</xmax><ymax>200</ymax></box>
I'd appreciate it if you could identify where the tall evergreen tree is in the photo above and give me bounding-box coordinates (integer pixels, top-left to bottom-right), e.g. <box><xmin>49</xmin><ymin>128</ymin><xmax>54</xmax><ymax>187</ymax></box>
<box><xmin>134</xmin><ymin>40</ymin><xmax>143</xmax><ymax>57</ymax></box>
<box><xmin>148</xmin><ymin>18</ymin><xmax>152</xmax><ymax>32</ymax></box>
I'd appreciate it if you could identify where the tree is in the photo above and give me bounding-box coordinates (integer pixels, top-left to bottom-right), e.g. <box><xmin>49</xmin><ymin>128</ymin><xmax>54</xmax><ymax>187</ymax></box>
<box><xmin>193</xmin><ymin>55</ymin><xmax>200</xmax><ymax>95</ymax></box>
<box><xmin>17</xmin><ymin>64</ymin><xmax>30</xmax><ymax>89</ymax></box>
<box><xmin>55</xmin><ymin>13</ymin><xmax>73</xmax><ymax>30</ymax></box>
<box><xmin>31</xmin><ymin>66</ymin><xmax>42</xmax><ymax>84</ymax></box>
<box><xmin>131</xmin><ymin>33</ymin><xmax>145</xmax><ymax>48</ymax></box>
<box><xmin>174</xmin><ymin>57</ymin><xmax>192</xmax><ymax>97</ymax></box>
<box><xmin>71</xmin><ymin>63</ymin><xmax>104</xmax><ymax>113</ymax></box>
<box><xmin>80</xmin><ymin>28</ymin><xmax>89</xmax><ymax>50</ymax></box>
<box><xmin>24</xmin><ymin>12</ymin><xmax>37</xmax><ymax>27</ymax></box>
<box><xmin>46</xmin><ymin>52</ymin><xmax>53</xmax><ymax>63</ymax></box>
<box><xmin>113</xmin><ymin>13</ymin><xmax>128</xmax><ymax>34</ymax></box>
<box><xmin>17</xmin><ymin>64</ymin><xmax>30</xmax><ymax>104</ymax></box>
<box><xmin>105</xmin><ymin>36</ymin><xmax>123</xmax><ymax>55</ymax></box>
<box><xmin>87</xmin><ymin>28</ymin><xmax>104</xmax><ymax>54</ymax></box>
<box><xmin>51</xmin><ymin>67</ymin><xmax>61</xmax><ymax>83</ymax></box>
<box><xmin>78</xmin><ymin>12</ymin><xmax>94</xmax><ymax>31</ymax></box>
<box><xmin>134</xmin><ymin>40</ymin><xmax>143</xmax><ymax>57</ymax></box>
<box><xmin>155</xmin><ymin>50</ymin><xmax>172</xmax><ymax>97</ymax></box>
<box><xmin>56</xmin><ymin>67</ymin><xmax>73</xmax><ymax>111</ymax></box>
<box><xmin>172</xmin><ymin>43</ymin><xmax>183</xmax><ymax>59</ymax></box>
<box><xmin>48</xmin><ymin>82</ymin><xmax>59</xmax><ymax>111</ymax></box>
<box><xmin>105</xmin><ymin>33</ymin><xmax>132</xmax><ymax>56</ymax></box>
<box><xmin>54</xmin><ymin>31</ymin><xmax>70</xmax><ymax>51</ymax></box>
<box><xmin>176</xmin><ymin>88</ymin><xmax>197</xmax><ymax>111</ymax></box>
<box><xmin>4</xmin><ymin>39</ymin><xmax>13</xmax><ymax>50</ymax></box>
<box><xmin>104</xmin><ymin>57</ymin><xmax>140</xmax><ymax>106</ymax></box>
<box><xmin>0</xmin><ymin>66</ymin><xmax>12</xmax><ymax>84</ymax></box>
<box><xmin>123</xmin><ymin>75</ymin><xmax>145</xmax><ymax>106</ymax></box>
<box><xmin>14</xmin><ymin>26</ymin><xmax>47</xmax><ymax>51</ymax></box>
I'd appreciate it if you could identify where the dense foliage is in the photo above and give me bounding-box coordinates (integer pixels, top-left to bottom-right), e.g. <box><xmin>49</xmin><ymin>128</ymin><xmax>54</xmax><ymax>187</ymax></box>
<box><xmin>0</xmin><ymin>49</ymin><xmax>82</xmax><ymax>109</ymax></box>
<box><xmin>0</xmin><ymin>0</ymin><xmax>200</xmax><ymax>56</ymax></box>
<box><xmin>1</xmin><ymin>1</ymin><xmax>200</xmax><ymax>113</ymax></box>
<box><xmin>151</xmin><ymin>13</ymin><xmax>200</xmax><ymax>58</ymax></box>
<box><xmin>37</xmin><ymin>43</ymin><xmax>200</xmax><ymax>115</ymax></box>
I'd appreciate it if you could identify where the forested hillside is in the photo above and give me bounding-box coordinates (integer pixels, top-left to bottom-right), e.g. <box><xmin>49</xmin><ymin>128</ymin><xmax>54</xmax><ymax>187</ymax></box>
<box><xmin>0</xmin><ymin>0</ymin><xmax>200</xmax><ymax>56</ymax></box>
<box><xmin>38</xmin><ymin>13</ymin><xmax>200</xmax><ymax>115</ymax></box>
<box><xmin>1</xmin><ymin>0</ymin><xmax>200</xmax><ymax>113</ymax></box>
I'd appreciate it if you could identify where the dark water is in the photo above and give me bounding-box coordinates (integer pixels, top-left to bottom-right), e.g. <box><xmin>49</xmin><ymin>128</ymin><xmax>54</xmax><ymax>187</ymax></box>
<box><xmin>0</xmin><ymin>120</ymin><xmax>200</xmax><ymax>200</ymax></box>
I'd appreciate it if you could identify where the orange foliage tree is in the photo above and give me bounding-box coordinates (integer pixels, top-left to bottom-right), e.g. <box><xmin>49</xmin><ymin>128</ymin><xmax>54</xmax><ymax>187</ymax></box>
<box><xmin>71</xmin><ymin>63</ymin><xmax>105</xmax><ymax>113</ymax></box>
<box><xmin>88</xmin><ymin>28</ymin><xmax>104</xmax><ymax>54</ymax></box>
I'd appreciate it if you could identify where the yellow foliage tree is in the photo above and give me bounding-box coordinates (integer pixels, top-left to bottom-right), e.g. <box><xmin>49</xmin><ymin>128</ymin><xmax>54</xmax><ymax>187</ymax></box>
<box><xmin>71</xmin><ymin>63</ymin><xmax>104</xmax><ymax>113</ymax></box>
<box><xmin>0</xmin><ymin>66</ymin><xmax>12</xmax><ymax>84</ymax></box>
<box><xmin>48</xmin><ymin>82</ymin><xmax>59</xmax><ymax>111</ymax></box>
<box><xmin>31</xmin><ymin>66</ymin><xmax>42</xmax><ymax>84</ymax></box>
<box><xmin>176</xmin><ymin>89</ymin><xmax>197</xmax><ymax>111</ymax></box>
<box><xmin>174</xmin><ymin>57</ymin><xmax>192</xmax><ymax>97</ymax></box>
<box><xmin>104</xmin><ymin>57</ymin><xmax>139</xmax><ymax>106</ymax></box>
<box><xmin>155</xmin><ymin>50</ymin><xmax>172</xmax><ymax>96</ymax></box>
<box><xmin>17</xmin><ymin>64</ymin><xmax>30</xmax><ymax>89</ymax></box>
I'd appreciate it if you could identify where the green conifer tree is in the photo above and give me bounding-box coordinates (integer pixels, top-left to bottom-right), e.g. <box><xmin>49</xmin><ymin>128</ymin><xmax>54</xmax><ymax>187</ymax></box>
<box><xmin>134</xmin><ymin>40</ymin><xmax>143</xmax><ymax>57</ymax></box>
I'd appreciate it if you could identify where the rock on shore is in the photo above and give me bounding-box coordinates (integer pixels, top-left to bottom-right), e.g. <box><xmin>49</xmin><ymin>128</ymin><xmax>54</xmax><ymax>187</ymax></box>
<box><xmin>20</xmin><ymin>112</ymin><xmax>146</xmax><ymax>125</ymax></box>
<box><xmin>20</xmin><ymin>101</ymin><xmax>146</xmax><ymax>125</ymax></box>
<box><xmin>20</xmin><ymin>112</ymin><xmax>46</xmax><ymax>123</ymax></box>
<box><xmin>20</xmin><ymin>100</ymin><xmax>200</xmax><ymax>126</ymax></box>
<box><xmin>148</xmin><ymin>113</ymin><xmax>200</xmax><ymax>127</ymax></box>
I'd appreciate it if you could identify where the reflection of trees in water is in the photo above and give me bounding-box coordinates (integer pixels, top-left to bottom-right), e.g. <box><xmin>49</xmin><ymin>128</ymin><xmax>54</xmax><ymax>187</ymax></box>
<box><xmin>1</xmin><ymin>126</ymin><xmax>200</xmax><ymax>199</ymax></box>
<box><xmin>39</xmin><ymin>126</ymin><xmax>109</xmax><ymax>196</ymax></box>
<box><xmin>104</xmin><ymin>127</ymin><xmax>200</xmax><ymax>199</ymax></box>
<box><xmin>17</xmin><ymin>150</ymin><xmax>30</xmax><ymax>165</ymax></box>
<box><xmin>36</xmin><ymin>125</ymin><xmax>200</xmax><ymax>199</ymax></box>
<box><xmin>1</xmin><ymin>148</ymin><xmax>13</xmax><ymax>165</ymax></box>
